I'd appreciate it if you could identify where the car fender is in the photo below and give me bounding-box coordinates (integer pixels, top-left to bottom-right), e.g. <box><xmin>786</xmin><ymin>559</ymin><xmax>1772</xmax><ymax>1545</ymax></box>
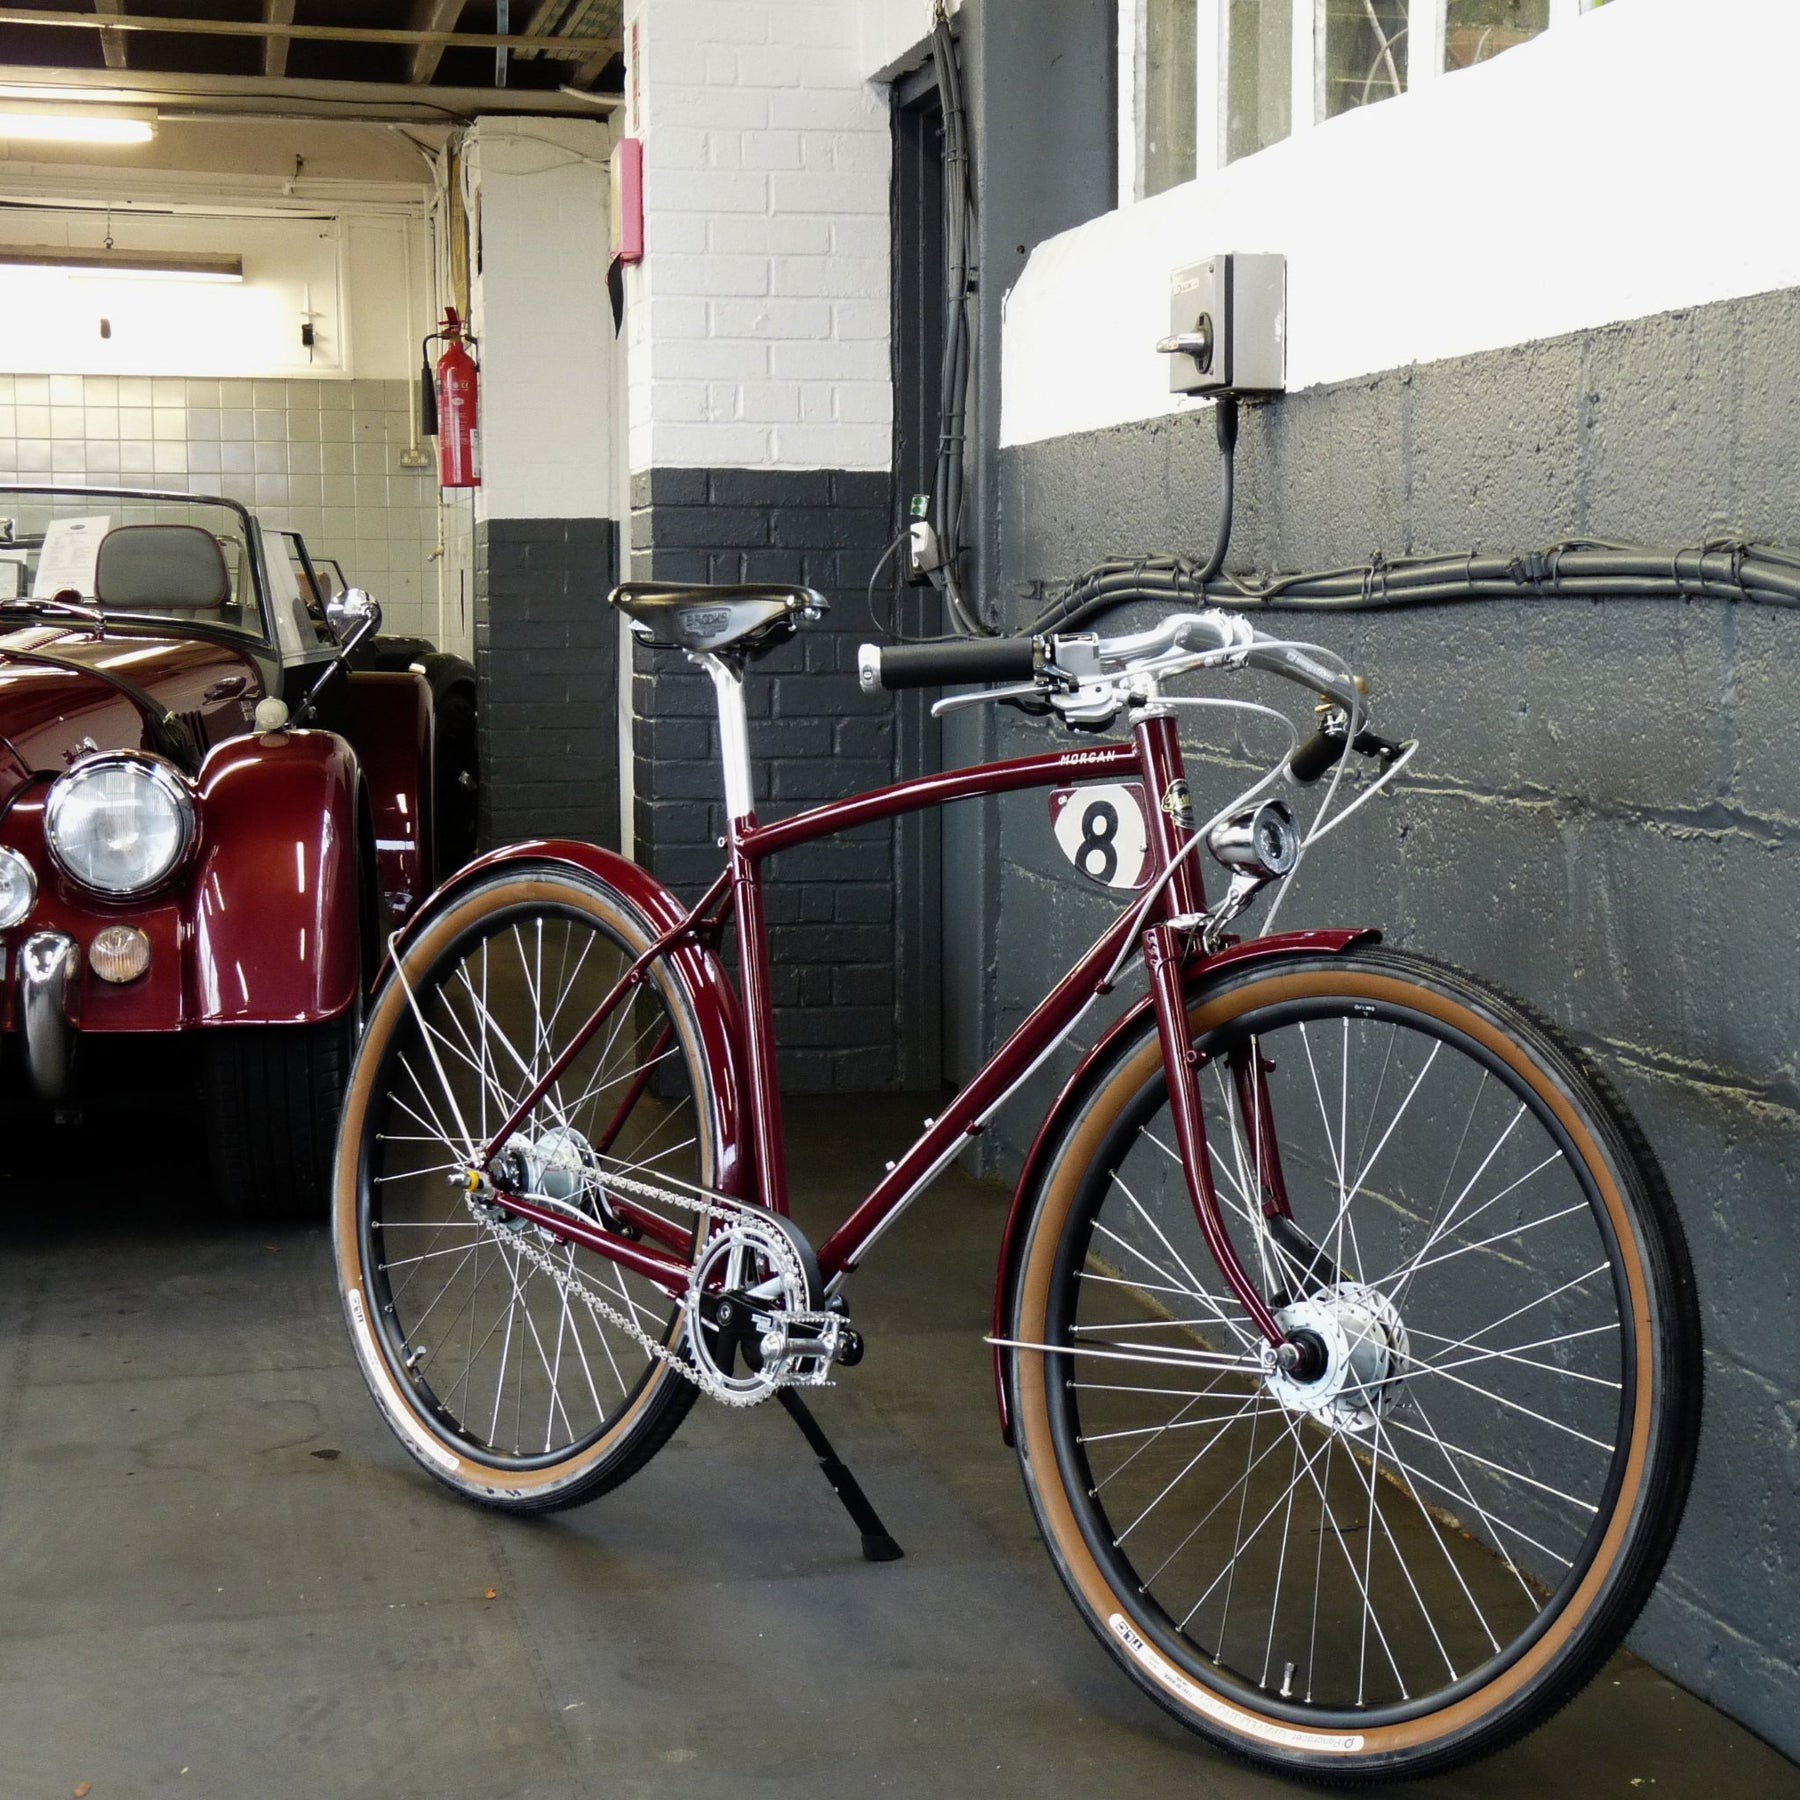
<box><xmin>387</xmin><ymin>839</ymin><xmax>752</xmax><ymax>1204</ymax></box>
<box><xmin>990</xmin><ymin>927</ymin><xmax>1379</xmax><ymax>1442</ymax></box>
<box><xmin>345</xmin><ymin>669</ymin><xmax>432</xmax><ymax>927</ymax></box>
<box><xmin>190</xmin><ymin>728</ymin><xmax>364</xmax><ymax>1026</ymax></box>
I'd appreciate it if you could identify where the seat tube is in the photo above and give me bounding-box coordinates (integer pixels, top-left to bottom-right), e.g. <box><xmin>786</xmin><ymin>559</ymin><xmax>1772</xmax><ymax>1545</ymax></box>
<box><xmin>700</xmin><ymin>654</ymin><xmax>789</xmax><ymax>1215</ymax></box>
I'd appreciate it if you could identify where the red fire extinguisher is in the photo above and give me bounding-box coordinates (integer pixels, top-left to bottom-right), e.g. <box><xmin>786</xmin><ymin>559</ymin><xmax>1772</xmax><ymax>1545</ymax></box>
<box><xmin>421</xmin><ymin>308</ymin><xmax>479</xmax><ymax>489</ymax></box>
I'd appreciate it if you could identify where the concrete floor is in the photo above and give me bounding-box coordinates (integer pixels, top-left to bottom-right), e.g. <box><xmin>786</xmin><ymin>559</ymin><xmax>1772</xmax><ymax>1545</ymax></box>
<box><xmin>1</xmin><ymin>1093</ymin><xmax>1795</xmax><ymax>1800</ymax></box>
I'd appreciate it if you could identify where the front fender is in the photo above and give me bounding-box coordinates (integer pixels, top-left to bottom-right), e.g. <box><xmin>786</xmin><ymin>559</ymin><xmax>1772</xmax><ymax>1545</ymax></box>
<box><xmin>990</xmin><ymin>927</ymin><xmax>1378</xmax><ymax>1442</ymax></box>
<box><xmin>190</xmin><ymin>729</ymin><xmax>363</xmax><ymax>1025</ymax></box>
<box><xmin>389</xmin><ymin>839</ymin><xmax>752</xmax><ymax>1205</ymax></box>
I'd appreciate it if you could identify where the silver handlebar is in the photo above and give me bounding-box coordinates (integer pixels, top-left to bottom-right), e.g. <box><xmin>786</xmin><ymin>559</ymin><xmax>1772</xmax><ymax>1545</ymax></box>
<box><xmin>1052</xmin><ymin>610</ymin><xmax>1366</xmax><ymax>713</ymax></box>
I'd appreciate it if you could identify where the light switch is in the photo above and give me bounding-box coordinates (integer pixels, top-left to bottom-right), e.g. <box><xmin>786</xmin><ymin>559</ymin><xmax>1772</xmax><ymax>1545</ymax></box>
<box><xmin>1161</xmin><ymin>254</ymin><xmax>1286</xmax><ymax>396</ymax></box>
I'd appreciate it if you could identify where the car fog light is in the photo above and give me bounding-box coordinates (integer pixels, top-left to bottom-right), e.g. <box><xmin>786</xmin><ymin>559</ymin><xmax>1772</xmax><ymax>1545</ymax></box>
<box><xmin>89</xmin><ymin>923</ymin><xmax>151</xmax><ymax>983</ymax></box>
<box><xmin>0</xmin><ymin>847</ymin><xmax>37</xmax><ymax>929</ymax></box>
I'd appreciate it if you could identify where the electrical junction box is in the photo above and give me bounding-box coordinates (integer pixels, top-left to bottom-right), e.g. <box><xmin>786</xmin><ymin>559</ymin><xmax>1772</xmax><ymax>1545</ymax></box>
<box><xmin>1164</xmin><ymin>253</ymin><xmax>1286</xmax><ymax>396</ymax></box>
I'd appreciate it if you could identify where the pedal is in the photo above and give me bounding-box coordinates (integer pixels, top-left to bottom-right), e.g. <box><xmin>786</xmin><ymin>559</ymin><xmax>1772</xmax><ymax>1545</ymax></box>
<box><xmin>757</xmin><ymin>1309</ymin><xmax>864</xmax><ymax>1380</ymax></box>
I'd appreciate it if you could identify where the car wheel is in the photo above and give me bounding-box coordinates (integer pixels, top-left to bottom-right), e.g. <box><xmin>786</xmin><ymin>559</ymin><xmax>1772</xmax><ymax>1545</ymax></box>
<box><xmin>203</xmin><ymin>1011</ymin><xmax>355</xmax><ymax>1219</ymax></box>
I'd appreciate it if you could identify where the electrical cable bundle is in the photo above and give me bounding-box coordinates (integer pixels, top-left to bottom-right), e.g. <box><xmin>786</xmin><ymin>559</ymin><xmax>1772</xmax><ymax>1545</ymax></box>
<box><xmin>1026</xmin><ymin>538</ymin><xmax>1800</xmax><ymax>638</ymax></box>
<box><xmin>928</xmin><ymin>2</ymin><xmax>984</xmax><ymax>637</ymax></box>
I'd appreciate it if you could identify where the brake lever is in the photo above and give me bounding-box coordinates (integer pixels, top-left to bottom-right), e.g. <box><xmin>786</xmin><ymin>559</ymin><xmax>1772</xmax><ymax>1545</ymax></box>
<box><xmin>929</xmin><ymin>680</ymin><xmax>1046</xmax><ymax>718</ymax></box>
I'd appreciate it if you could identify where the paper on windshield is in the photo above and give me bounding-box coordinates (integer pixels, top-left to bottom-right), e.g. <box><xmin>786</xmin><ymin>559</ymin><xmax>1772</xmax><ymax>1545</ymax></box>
<box><xmin>31</xmin><ymin>515</ymin><xmax>111</xmax><ymax>599</ymax></box>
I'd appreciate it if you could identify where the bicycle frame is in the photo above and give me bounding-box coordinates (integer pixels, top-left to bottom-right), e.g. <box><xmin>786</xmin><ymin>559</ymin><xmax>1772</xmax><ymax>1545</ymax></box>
<box><xmin>475</xmin><ymin>653</ymin><xmax>1340</xmax><ymax>1352</ymax></box>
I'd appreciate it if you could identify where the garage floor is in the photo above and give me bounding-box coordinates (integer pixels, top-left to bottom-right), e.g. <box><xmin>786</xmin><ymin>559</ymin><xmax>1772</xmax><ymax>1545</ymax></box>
<box><xmin>1</xmin><ymin>1094</ymin><xmax>1794</xmax><ymax>1800</ymax></box>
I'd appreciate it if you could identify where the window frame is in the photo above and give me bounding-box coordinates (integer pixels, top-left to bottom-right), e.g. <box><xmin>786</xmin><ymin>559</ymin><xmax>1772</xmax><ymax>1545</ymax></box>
<box><xmin>1119</xmin><ymin>0</ymin><xmax>1599</xmax><ymax>204</ymax></box>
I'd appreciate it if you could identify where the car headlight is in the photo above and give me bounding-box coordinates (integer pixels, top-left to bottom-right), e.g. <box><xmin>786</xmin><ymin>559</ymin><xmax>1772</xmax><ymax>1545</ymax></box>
<box><xmin>0</xmin><ymin>845</ymin><xmax>35</xmax><ymax>928</ymax></box>
<box><xmin>45</xmin><ymin>753</ymin><xmax>195</xmax><ymax>896</ymax></box>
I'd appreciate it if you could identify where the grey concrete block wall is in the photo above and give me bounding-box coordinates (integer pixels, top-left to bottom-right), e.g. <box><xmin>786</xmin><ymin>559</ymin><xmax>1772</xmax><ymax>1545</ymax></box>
<box><xmin>628</xmin><ymin>466</ymin><xmax>902</xmax><ymax>1092</ymax></box>
<box><xmin>473</xmin><ymin>516</ymin><xmax>619</xmax><ymax>850</ymax></box>
<box><xmin>989</xmin><ymin>286</ymin><xmax>1800</xmax><ymax>1755</ymax></box>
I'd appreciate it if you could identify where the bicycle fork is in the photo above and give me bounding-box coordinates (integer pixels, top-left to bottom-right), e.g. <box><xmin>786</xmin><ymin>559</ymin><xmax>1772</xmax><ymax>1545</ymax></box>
<box><xmin>1143</xmin><ymin>924</ymin><xmax>1313</xmax><ymax>1370</ymax></box>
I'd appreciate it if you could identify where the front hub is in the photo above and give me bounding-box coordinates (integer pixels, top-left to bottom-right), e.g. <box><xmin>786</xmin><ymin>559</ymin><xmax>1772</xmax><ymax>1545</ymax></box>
<box><xmin>1265</xmin><ymin>1282</ymin><xmax>1409</xmax><ymax>1432</ymax></box>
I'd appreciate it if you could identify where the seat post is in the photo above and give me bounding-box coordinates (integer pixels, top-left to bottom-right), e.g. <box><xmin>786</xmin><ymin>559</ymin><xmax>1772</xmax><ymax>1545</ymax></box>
<box><xmin>698</xmin><ymin>652</ymin><xmax>754</xmax><ymax>825</ymax></box>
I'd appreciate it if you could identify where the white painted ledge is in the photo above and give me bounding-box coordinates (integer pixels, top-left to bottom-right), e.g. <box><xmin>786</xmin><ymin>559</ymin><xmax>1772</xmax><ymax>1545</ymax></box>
<box><xmin>1002</xmin><ymin>0</ymin><xmax>1800</xmax><ymax>449</ymax></box>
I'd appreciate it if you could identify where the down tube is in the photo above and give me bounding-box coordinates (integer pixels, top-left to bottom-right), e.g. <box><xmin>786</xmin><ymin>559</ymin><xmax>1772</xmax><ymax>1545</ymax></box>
<box><xmin>816</xmin><ymin>895</ymin><xmax>1145</xmax><ymax>1282</ymax></box>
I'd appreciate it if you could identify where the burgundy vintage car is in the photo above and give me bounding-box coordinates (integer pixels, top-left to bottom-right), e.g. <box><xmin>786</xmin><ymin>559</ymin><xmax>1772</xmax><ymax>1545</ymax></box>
<box><xmin>0</xmin><ymin>483</ymin><xmax>476</xmax><ymax>1214</ymax></box>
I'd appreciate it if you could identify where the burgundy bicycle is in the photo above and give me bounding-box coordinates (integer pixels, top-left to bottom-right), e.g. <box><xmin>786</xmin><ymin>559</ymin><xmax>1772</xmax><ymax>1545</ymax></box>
<box><xmin>333</xmin><ymin>582</ymin><xmax>1698</xmax><ymax>1782</ymax></box>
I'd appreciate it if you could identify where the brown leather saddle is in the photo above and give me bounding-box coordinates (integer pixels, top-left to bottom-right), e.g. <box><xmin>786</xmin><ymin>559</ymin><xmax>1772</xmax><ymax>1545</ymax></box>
<box><xmin>609</xmin><ymin>581</ymin><xmax>827</xmax><ymax>659</ymax></box>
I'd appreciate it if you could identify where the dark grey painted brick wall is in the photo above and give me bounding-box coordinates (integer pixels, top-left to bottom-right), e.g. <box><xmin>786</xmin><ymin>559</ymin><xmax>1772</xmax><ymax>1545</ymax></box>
<box><xmin>990</xmin><ymin>288</ymin><xmax>1800</xmax><ymax>1755</ymax></box>
<box><xmin>474</xmin><ymin>516</ymin><xmax>620</xmax><ymax>851</ymax></box>
<box><xmin>627</xmin><ymin>467</ymin><xmax>901</xmax><ymax>1092</ymax></box>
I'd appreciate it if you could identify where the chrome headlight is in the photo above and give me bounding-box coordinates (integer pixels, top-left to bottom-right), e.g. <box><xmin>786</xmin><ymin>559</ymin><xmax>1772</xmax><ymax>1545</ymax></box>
<box><xmin>45</xmin><ymin>753</ymin><xmax>195</xmax><ymax>896</ymax></box>
<box><xmin>1206</xmin><ymin>800</ymin><xmax>1300</xmax><ymax>880</ymax></box>
<box><xmin>0</xmin><ymin>845</ymin><xmax>36</xmax><ymax>928</ymax></box>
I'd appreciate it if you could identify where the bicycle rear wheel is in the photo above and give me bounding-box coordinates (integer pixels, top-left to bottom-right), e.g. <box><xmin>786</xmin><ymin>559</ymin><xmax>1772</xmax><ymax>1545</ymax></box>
<box><xmin>1007</xmin><ymin>947</ymin><xmax>1698</xmax><ymax>1781</ymax></box>
<box><xmin>333</xmin><ymin>865</ymin><xmax>716</xmax><ymax>1512</ymax></box>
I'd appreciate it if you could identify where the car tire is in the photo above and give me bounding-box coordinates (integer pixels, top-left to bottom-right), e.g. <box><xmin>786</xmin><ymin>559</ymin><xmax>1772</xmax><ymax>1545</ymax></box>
<box><xmin>203</xmin><ymin>1012</ymin><xmax>355</xmax><ymax>1219</ymax></box>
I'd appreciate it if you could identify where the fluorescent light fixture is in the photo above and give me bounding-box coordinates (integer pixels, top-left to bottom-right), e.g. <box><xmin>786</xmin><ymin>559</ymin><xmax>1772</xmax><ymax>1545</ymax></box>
<box><xmin>0</xmin><ymin>104</ymin><xmax>156</xmax><ymax>145</ymax></box>
<box><xmin>0</xmin><ymin>245</ymin><xmax>243</xmax><ymax>282</ymax></box>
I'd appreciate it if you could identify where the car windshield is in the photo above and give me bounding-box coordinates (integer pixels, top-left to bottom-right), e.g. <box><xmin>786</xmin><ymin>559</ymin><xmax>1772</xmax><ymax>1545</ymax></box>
<box><xmin>0</xmin><ymin>488</ymin><xmax>266</xmax><ymax>643</ymax></box>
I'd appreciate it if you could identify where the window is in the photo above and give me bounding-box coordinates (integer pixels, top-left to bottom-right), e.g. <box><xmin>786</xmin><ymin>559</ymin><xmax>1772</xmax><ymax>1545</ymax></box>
<box><xmin>1128</xmin><ymin>0</ymin><xmax>1602</xmax><ymax>200</ymax></box>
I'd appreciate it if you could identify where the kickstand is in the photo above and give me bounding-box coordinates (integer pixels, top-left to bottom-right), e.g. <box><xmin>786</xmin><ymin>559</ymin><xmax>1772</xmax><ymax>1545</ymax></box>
<box><xmin>776</xmin><ymin>1387</ymin><xmax>904</xmax><ymax>1562</ymax></box>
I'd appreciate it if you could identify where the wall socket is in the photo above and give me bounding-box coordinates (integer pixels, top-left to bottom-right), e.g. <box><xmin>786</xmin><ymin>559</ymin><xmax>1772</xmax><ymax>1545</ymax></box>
<box><xmin>1164</xmin><ymin>253</ymin><xmax>1287</xmax><ymax>396</ymax></box>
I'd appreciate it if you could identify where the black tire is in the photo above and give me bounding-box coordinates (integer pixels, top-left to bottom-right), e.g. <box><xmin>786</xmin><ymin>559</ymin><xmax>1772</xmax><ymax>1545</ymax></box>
<box><xmin>204</xmin><ymin>1012</ymin><xmax>356</xmax><ymax>1219</ymax></box>
<box><xmin>333</xmin><ymin>865</ymin><xmax>713</xmax><ymax>1513</ymax></box>
<box><xmin>1006</xmin><ymin>947</ymin><xmax>1699</xmax><ymax>1783</ymax></box>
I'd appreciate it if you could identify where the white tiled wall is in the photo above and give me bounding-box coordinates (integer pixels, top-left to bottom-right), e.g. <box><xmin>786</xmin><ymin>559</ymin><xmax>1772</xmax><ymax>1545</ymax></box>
<box><xmin>623</xmin><ymin>0</ymin><xmax>894</xmax><ymax>472</ymax></box>
<box><xmin>0</xmin><ymin>373</ymin><xmax>441</xmax><ymax>638</ymax></box>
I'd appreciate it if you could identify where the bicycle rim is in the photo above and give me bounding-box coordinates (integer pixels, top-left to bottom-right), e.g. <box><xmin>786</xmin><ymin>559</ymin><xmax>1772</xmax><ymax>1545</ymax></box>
<box><xmin>335</xmin><ymin>869</ymin><xmax>713</xmax><ymax>1505</ymax></box>
<box><xmin>1010</xmin><ymin>949</ymin><xmax>1696</xmax><ymax>1777</ymax></box>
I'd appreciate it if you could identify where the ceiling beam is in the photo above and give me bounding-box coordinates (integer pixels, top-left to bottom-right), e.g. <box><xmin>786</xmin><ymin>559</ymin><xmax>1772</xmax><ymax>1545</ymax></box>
<box><xmin>0</xmin><ymin>63</ymin><xmax>621</xmax><ymax>121</ymax></box>
<box><xmin>263</xmin><ymin>0</ymin><xmax>296</xmax><ymax>80</ymax></box>
<box><xmin>0</xmin><ymin>7</ymin><xmax>617</xmax><ymax>58</ymax></box>
<box><xmin>92</xmin><ymin>0</ymin><xmax>126</xmax><ymax>71</ymax></box>
<box><xmin>410</xmin><ymin>0</ymin><xmax>463</xmax><ymax>87</ymax></box>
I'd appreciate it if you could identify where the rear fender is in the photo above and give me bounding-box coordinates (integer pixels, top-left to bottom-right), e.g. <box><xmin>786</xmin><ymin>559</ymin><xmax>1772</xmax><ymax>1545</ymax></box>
<box><xmin>387</xmin><ymin>839</ymin><xmax>752</xmax><ymax>1205</ymax></box>
<box><xmin>191</xmin><ymin>729</ymin><xmax>363</xmax><ymax>1025</ymax></box>
<box><xmin>990</xmin><ymin>927</ymin><xmax>1378</xmax><ymax>1442</ymax></box>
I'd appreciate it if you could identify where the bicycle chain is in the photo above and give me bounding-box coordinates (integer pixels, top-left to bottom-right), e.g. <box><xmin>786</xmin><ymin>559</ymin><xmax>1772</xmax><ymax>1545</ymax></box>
<box><xmin>471</xmin><ymin>1164</ymin><xmax>827</xmax><ymax>1410</ymax></box>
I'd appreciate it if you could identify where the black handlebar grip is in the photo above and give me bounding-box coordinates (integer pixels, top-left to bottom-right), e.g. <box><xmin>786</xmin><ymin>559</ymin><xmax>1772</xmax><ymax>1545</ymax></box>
<box><xmin>1289</xmin><ymin>725</ymin><xmax>1405</xmax><ymax>783</ymax></box>
<box><xmin>1287</xmin><ymin>727</ymin><xmax>1349</xmax><ymax>784</ymax></box>
<box><xmin>859</xmin><ymin>637</ymin><xmax>1038</xmax><ymax>691</ymax></box>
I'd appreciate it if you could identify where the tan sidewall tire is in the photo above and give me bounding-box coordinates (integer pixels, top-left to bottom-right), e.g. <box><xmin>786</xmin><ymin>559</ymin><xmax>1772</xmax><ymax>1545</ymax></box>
<box><xmin>1010</xmin><ymin>954</ymin><xmax>1676</xmax><ymax>1776</ymax></box>
<box><xmin>333</xmin><ymin>868</ymin><xmax>712</xmax><ymax>1507</ymax></box>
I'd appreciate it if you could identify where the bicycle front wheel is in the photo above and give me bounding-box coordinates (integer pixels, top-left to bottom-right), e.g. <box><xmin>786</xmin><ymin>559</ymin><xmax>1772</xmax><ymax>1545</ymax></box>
<box><xmin>1007</xmin><ymin>947</ymin><xmax>1698</xmax><ymax>1781</ymax></box>
<box><xmin>333</xmin><ymin>864</ymin><xmax>717</xmax><ymax>1512</ymax></box>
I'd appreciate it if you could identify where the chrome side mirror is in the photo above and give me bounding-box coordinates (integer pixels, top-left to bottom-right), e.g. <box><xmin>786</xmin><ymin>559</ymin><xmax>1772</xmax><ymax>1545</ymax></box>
<box><xmin>325</xmin><ymin>585</ymin><xmax>381</xmax><ymax>642</ymax></box>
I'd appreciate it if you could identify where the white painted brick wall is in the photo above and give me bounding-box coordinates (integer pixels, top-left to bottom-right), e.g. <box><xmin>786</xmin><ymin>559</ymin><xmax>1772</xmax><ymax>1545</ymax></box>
<box><xmin>623</xmin><ymin>0</ymin><xmax>895</xmax><ymax>472</ymax></box>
